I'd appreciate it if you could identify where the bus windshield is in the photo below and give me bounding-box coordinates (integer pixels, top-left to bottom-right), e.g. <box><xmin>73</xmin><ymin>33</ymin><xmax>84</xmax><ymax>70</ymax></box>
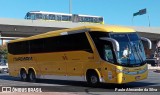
<box><xmin>110</xmin><ymin>33</ymin><xmax>146</xmax><ymax>66</ymax></box>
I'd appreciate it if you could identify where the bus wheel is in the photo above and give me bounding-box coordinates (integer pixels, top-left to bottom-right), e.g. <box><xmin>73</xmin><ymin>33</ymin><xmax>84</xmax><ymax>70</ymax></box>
<box><xmin>87</xmin><ymin>72</ymin><xmax>99</xmax><ymax>86</ymax></box>
<box><xmin>28</xmin><ymin>70</ymin><xmax>36</xmax><ymax>82</ymax></box>
<box><xmin>20</xmin><ymin>69</ymin><xmax>28</xmax><ymax>81</ymax></box>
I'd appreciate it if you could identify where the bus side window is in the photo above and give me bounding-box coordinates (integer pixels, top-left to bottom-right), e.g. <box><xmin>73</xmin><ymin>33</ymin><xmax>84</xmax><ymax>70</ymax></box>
<box><xmin>104</xmin><ymin>45</ymin><xmax>114</xmax><ymax>63</ymax></box>
<box><xmin>31</xmin><ymin>13</ymin><xmax>36</xmax><ymax>20</ymax></box>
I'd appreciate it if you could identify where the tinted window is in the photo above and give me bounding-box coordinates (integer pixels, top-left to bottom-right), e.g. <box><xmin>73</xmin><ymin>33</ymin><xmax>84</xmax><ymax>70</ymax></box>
<box><xmin>8</xmin><ymin>33</ymin><xmax>92</xmax><ymax>55</ymax></box>
<box><xmin>89</xmin><ymin>32</ymin><xmax>116</xmax><ymax>63</ymax></box>
<box><xmin>43</xmin><ymin>14</ymin><xmax>49</xmax><ymax>20</ymax></box>
<box><xmin>30</xmin><ymin>39</ymin><xmax>44</xmax><ymax>53</ymax></box>
<box><xmin>89</xmin><ymin>32</ymin><xmax>109</xmax><ymax>43</ymax></box>
<box><xmin>62</xmin><ymin>15</ymin><xmax>72</xmax><ymax>21</ymax></box>
<box><xmin>43</xmin><ymin>33</ymin><xmax>92</xmax><ymax>52</ymax></box>
<box><xmin>8</xmin><ymin>41</ymin><xmax>29</xmax><ymax>54</ymax></box>
<box><xmin>49</xmin><ymin>14</ymin><xmax>56</xmax><ymax>20</ymax></box>
<box><xmin>56</xmin><ymin>15</ymin><xmax>62</xmax><ymax>21</ymax></box>
<box><xmin>25</xmin><ymin>13</ymin><xmax>31</xmax><ymax>19</ymax></box>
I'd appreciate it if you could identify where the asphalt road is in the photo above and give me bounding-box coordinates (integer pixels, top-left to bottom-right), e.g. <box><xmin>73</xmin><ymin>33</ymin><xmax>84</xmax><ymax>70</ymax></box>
<box><xmin>0</xmin><ymin>70</ymin><xmax>160</xmax><ymax>95</ymax></box>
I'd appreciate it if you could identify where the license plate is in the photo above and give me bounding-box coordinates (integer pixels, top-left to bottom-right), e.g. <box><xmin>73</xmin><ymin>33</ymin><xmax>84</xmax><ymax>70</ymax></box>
<box><xmin>135</xmin><ymin>76</ymin><xmax>141</xmax><ymax>80</ymax></box>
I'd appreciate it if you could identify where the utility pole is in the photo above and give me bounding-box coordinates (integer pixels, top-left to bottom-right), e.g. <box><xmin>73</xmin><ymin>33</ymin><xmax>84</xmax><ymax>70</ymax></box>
<box><xmin>69</xmin><ymin>0</ymin><xmax>72</xmax><ymax>14</ymax></box>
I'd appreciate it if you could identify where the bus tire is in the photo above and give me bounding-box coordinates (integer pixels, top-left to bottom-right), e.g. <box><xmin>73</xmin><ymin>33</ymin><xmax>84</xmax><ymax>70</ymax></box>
<box><xmin>87</xmin><ymin>71</ymin><xmax>99</xmax><ymax>86</ymax></box>
<box><xmin>28</xmin><ymin>70</ymin><xmax>36</xmax><ymax>82</ymax></box>
<box><xmin>20</xmin><ymin>69</ymin><xmax>28</xmax><ymax>81</ymax></box>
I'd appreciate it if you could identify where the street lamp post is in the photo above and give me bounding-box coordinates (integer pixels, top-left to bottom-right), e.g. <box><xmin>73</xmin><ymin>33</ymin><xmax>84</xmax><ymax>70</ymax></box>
<box><xmin>69</xmin><ymin>0</ymin><xmax>72</xmax><ymax>14</ymax></box>
<box><xmin>147</xmin><ymin>15</ymin><xmax>151</xmax><ymax>27</ymax></box>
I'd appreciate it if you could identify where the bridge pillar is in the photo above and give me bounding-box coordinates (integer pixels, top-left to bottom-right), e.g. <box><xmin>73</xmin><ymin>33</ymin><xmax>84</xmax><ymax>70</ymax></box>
<box><xmin>2</xmin><ymin>39</ymin><xmax>6</xmax><ymax>45</ymax></box>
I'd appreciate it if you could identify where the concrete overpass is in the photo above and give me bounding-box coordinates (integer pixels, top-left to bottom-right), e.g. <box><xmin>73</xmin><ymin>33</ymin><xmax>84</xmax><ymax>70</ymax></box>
<box><xmin>128</xmin><ymin>26</ymin><xmax>160</xmax><ymax>41</ymax></box>
<box><xmin>0</xmin><ymin>18</ymin><xmax>96</xmax><ymax>37</ymax></box>
<box><xmin>0</xmin><ymin>18</ymin><xmax>160</xmax><ymax>41</ymax></box>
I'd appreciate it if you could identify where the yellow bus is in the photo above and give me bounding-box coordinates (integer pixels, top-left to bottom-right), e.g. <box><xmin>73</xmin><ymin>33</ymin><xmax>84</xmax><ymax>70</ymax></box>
<box><xmin>7</xmin><ymin>25</ymin><xmax>152</xmax><ymax>86</ymax></box>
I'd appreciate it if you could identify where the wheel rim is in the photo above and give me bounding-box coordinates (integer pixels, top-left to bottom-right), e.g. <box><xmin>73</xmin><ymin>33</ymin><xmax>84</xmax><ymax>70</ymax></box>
<box><xmin>29</xmin><ymin>72</ymin><xmax>35</xmax><ymax>81</ymax></box>
<box><xmin>30</xmin><ymin>73</ymin><xmax>33</xmax><ymax>81</ymax></box>
<box><xmin>90</xmin><ymin>76</ymin><xmax>98</xmax><ymax>84</ymax></box>
<box><xmin>21</xmin><ymin>72</ymin><xmax>26</xmax><ymax>80</ymax></box>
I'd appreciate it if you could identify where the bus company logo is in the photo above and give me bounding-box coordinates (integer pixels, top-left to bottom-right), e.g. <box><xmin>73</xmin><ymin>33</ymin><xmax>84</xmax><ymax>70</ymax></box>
<box><xmin>13</xmin><ymin>57</ymin><xmax>33</xmax><ymax>61</ymax></box>
<box><xmin>2</xmin><ymin>87</ymin><xmax>12</xmax><ymax>92</ymax></box>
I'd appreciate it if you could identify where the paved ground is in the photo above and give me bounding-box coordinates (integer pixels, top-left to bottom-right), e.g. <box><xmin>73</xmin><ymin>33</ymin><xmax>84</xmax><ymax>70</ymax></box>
<box><xmin>0</xmin><ymin>68</ymin><xmax>160</xmax><ymax>95</ymax></box>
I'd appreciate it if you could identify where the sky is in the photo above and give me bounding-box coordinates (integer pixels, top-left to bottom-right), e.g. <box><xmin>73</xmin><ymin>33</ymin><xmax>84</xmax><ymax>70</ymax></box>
<box><xmin>0</xmin><ymin>0</ymin><xmax>160</xmax><ymax>27</ymax></box>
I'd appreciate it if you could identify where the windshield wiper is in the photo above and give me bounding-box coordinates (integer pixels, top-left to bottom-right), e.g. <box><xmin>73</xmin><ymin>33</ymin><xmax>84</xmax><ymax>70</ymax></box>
<box><xmin>133</xmin><ymin>44</ymin><xmax>143</xmax><ymax>64</ymax></box>
<box><xmin>128</xmin><ymin>43</ymin><xmax>137</xmax><ymax>65</ymax></box>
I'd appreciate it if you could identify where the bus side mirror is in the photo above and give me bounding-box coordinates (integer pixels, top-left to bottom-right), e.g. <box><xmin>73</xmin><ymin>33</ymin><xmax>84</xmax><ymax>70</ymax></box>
<box><xmin>100</xmin><ymin>37</ymin><xmax>120</xmax><ymax>52</ymax></box>
<box><xmin>141</xmin><ymin>37</ymin><xmax>152</xmax><ymax>49</ymax></box>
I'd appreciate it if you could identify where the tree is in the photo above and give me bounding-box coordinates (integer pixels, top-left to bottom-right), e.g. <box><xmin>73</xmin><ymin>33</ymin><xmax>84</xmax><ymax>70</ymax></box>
<box><xmin>0</xmin><ymin>45</ymin><xmax>8</xmax><ymax>60</ymax></box>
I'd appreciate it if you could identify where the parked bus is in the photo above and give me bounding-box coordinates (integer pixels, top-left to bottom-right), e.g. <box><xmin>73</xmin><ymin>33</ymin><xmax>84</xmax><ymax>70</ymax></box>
<box><xmin>25</xmin><ymin>11</ymin><xmax>104</xmax><ymax>24</ymax></box>
<box><xmin>7</xmin><ymin>25</ymin><xmax>151</xmax><ymax>86</ymax></box>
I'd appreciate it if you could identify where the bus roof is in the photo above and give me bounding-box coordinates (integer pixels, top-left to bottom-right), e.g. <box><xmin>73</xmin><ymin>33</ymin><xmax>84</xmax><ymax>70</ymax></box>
<box><xmin>9</xmin><ymin>25</ymin><xmax>135</xmax><ymax>43</ymax></box>
<box><xmin>27</xmin><ymin>11</ymin><xmax>72</xmax><ymax>16</ymax></box>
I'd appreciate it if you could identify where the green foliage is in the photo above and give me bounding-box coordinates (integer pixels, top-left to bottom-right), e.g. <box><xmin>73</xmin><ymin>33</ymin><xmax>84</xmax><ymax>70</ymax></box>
<box><xmin>0</xmin><ymin>45</ymin><xmax>8</xmax><ymax>60</ymax></box>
